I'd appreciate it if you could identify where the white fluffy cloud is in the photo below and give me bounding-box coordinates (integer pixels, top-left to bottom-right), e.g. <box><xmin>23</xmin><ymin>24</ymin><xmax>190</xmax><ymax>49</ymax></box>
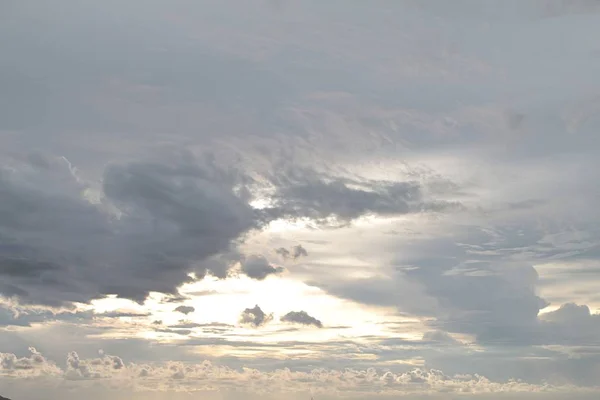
<box><xmin>0</xmin><ymin>348</ymin><xmax>586</xmax><ymax>397</ymax></box>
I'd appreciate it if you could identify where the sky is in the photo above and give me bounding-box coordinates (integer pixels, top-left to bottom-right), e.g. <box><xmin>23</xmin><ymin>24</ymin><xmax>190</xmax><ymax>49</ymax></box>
<box><xmin>1</xmin><ymin>1</ymin><xmax>600</xmax><ymax>399</ymax></box>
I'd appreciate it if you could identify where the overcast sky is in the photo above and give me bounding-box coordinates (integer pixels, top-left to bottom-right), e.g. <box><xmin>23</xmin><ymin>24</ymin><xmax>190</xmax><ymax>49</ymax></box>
<box><xmin>2</xmin><ymin>1</ymin><xmax>600</xmax><ymax>399</ymax></box>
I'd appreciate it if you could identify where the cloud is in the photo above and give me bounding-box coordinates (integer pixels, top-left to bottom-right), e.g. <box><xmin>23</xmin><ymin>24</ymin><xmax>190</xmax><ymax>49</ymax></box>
<box><xmin>2</xmin><ymin>1</ymin><xmax>600</xmax><ymax>394</ymax></box>
<box><xmin>307</xmin><ymin>224</ymin><xmax>575</xmax><ymax>347</ymax></box>
<box><xmin>64</xmin><ymin>350</ymin><xmax>126</xmax><ymax>380</ymax></box>
<box><xmin>529</xmin><ymin>303</ymin><xmax>600</xmax><ymax>346</ymax></box>
<box><xmin>168</xmin><ymin>321</ymin><xmax>233</xmax><ymax>330</ymax></box>
<box><xmin>540</xmin><ymin>0</ymin><xmax>600</xmax><ymax>17</ymax></box>
<box><xmin>99</xmin><ymin>310</ymin><xmax>151</xmax><ymax>318</ymax></box>
<box><xmin>0</xmin><ymin>348</ymin><xmax>584</xmax><ymax>396</ymax></box>
<box><xmin>0</xmin><ymin>302</ymin><xmax>148</xmax><ymax>327</ymax></box>
<box><xmin>270</xmin><ymin>174</ymin><xmax>418</xmax><ymax>221</ymax></box>
<box><xmin>239</xmin><ymin>305</ymin><xmax>273</xmax><ymax>328</ymax></box>
<box><xmin>413</xmin><ymin>263</ymin><xmax>549</xmax><ymax>343</ymax></box>
<box><xmin>422</xmin><ymin>330</ymin><xmax>460</xmax><ymax>345</ymax></box>
<box><xmin>174</xmin><ymin>306</ymin><xmax>195</xmax><ymax>315</ymax></box>
<box><xmin>241</xmin><ymin>255</ymin><xmax>284</xmax><ymax>280</ymax></box>
<box><xmin>275</xmin><ymin>244</ymin><xmax>308</xmax><ymax>260</ymax></box>
<box><xmin>266</xmin><ymin>170</ymin><xmax>462</xmax><ymax>225</ymax></box>
<box><xmin>160</xmin><ymin>294</ymin><xmax>190</xmax><ymax>303</ymax></box>
<box><xmin>153</xmin><ymin>328</ymin><xmax>192</xmax><ymax>336</ymax></box>
<box><xmin>281</xmin><ymin>310</ymin><xmax>323</xmax><ymax>328</ymax></box>
<box><xmin>0</xmin><ymin>152</ymin><xmax>263</xmax><ymax>306</ymax></box>
<box><xmin>0</xmin><ymin>347</ymin><xmax>61</xmax><ymax>378</ymax></box>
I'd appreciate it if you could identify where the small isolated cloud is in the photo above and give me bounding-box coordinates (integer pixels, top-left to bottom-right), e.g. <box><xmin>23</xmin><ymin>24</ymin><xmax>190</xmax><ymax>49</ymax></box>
<box><xmin>239</xmin><ymin>305</ymin><xmax>273</xmax><ymax>327</ymax></box>
<box><xmin>241</xmin><ymin>255</ymin><xmax>283</xmax><ymax>280</ymax></box>
<box><xmin>275</xmin><ymin>244</ymin><xmax>308</xmax><ymax>260</ymax></box>
<box><xmin>281</xmin><ymin>310</ymin><xmax>323</xmax><ymax>328</ymax></box>
<box><xmin>161</xmin><ymin>294</ymin><xmax>190</xmax><ymax>304</ymax></box>
<box><xmin>174</xmin><ymin>306</ymin><xmax>195</xmax><ymax>315</ymax></box>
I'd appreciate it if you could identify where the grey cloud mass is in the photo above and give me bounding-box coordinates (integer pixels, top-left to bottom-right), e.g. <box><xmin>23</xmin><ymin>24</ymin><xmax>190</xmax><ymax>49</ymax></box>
<box><xmin>173</xmin><ymin>306</ymin><xmax>195</xmax><ymax>315</ymax></box>
<box><xmin>0</xmin><ymin>152</ymin><xmax>458</xmax><ymax>307</ymax></box>
<box><xmin>281</xmin><ymin>311</ymin><xmax>323</xmax><ymax>328</ymax></box>
<box><xmin>239</xmin><ymin>305</ymin><xmax>273</xmax><ymax>328</ymax></box>
<box><xmin>0</xmin><ymin>152</ymin><xmax>261</xmax><ymax>306</ymax></box>
<box><xmin>267</xmin><ymin>171</ymin><xmax>459</xmax><ymax>223</ymax></box>
<box><xmin>240</xmin><ymin>255</ymin><xmax>284</xmax><ymax>280</ymax></box>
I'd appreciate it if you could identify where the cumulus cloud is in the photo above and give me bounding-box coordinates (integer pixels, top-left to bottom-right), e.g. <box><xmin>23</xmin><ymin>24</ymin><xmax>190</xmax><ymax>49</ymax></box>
<box><xmin>239</xmin><ymin>305</ymin><xmax>273</xmax><ymax>328</ymax></box>
<box><xmin>414</xmin><ymin>263</ymin><xmax>548</xmax><ymax>343</ymax></box>
<box><xmin>0</xmin><ymin>349</ymin><xmax>578</xmax><ymax>396</ymax></box>
<box><xmin>241</xmin><ymin>255</ymin><xmax>284</xmax><ymax>280</ymax></box>
<box><xmin>174</xmin><ymin>306</ymin><xmax>195</xmax><ymax>315</ymax></box>
<box><xmin>281</xmin><ymin>310</ymin><xmax>323</xmax><ymax>328</ymax></box>
<box><xmin>313</xmin><ymin>225</ymin><xmax>573</xmax><ymax>347</ymax></box>
<box><xmin>64</xmin><ymin>350</ymin><xmax>126</xmax><ymax>380</ymax></box>
<box><xmin>532</xmin><ymin>303</ymin><xmax>600</xmax><ymax>346</ymax></box>
<box><xmin>0</xmin><ymin>347</ymin><xmax>61</xmax><ymax>378</ymax></box>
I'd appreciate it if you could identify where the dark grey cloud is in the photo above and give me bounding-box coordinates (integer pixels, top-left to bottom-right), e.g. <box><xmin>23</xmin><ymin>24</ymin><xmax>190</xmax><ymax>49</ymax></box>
<box><xmin>173</xmin><ymin>306</ymin><xmax>195</xmax><ymax>315</ymax></box>
<box><xmin>275</xmin><ymin>244</ymin><xmax>308</xmax><ymax>260</ymax></box>
<box><xmin>241</xmin><ymin>255</ymin><xmax>283</xmax><ymax>280</ymax></box>
<box><xmin>0</xmin><ymin>152</ymin><xmax>263</xmax><ymax>306</ymax></box>
<box><xmin>280</xmin><ymin>311</ymin><xmax>323</xmax><ymax>328</ymax></box>
<box><xmin>270</xmin><ymin>173</ymin><xmax>420</xmax><ymax>222</ymax></box>
<box><xmin>239</xmin><ymin>305</ymin><xmax>273</xmax><ymax>328</ymax></box>
<box><xmin>0</xmin><ymin>151</ymin><xmax>459</xmax><ymax>308</ymax></box>
<box><xmin>264</xmin><ymin>169</ymin><xmax>463</xmax><ymax>225</ymax></box>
